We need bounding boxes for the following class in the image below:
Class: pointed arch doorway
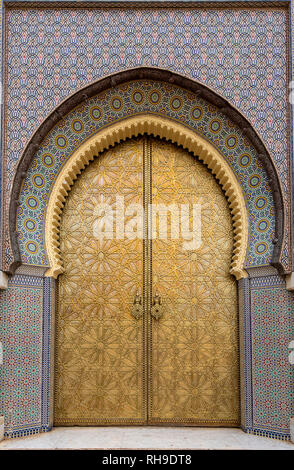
[54,135,240,426]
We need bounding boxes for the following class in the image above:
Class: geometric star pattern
[55,137,239,425]
[55,138,145,424]
[150,139,239,425]
[16,81,276,270]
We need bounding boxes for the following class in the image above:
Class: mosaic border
[6,69,285,274]
[244,428,291,440]
[249,274,293,438]
[2,274,43,438]
[0,0,4,267]
[239,278,253,430]
[1,273,55,439]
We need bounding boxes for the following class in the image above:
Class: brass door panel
[54,138,146,425]
[55,136,239,426]
[149,138,240,426]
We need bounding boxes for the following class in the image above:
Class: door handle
[131,291,143,319]
[151,292,163,320]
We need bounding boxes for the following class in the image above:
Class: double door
[54,136,239,426]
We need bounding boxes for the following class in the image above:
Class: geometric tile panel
[250,276,294,438]
[0,274,53,438]
[4,7,289,186]
[17,80,276,268]
[0,269,293,439]
[3,6,290,269]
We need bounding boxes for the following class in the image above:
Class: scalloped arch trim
[45,115,249,280]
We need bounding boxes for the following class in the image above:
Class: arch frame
[45,114,249,280]
[8,67,285,275]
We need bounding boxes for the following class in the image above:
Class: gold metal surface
[54,136,239,426]
[149,138,239,425]
[54,138,146,425]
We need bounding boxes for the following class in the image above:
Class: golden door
[54,136,240,426]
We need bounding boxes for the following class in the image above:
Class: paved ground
[0,427,293,450]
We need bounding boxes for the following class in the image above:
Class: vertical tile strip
[239,277,253,431]
[41,276,53,432]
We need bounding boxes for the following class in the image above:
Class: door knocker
[131,292,143,319]
[151,292,163,320]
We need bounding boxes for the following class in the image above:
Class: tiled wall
[1,5,291,270]
[16,80,275,268]
[0,2,293,440]
[240,274,294,439]
[0,274,53,437]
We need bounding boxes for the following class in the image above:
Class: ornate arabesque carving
[45,115,249,280]
[55,136,239,425]
[55,138,146,425]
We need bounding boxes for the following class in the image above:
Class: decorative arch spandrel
[11,73,282,275]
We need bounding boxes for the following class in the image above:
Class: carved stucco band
[45,115,249,280]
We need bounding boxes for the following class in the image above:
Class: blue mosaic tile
[16,80,276,268]
[2,7,290,270]
[250,280,294,437]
